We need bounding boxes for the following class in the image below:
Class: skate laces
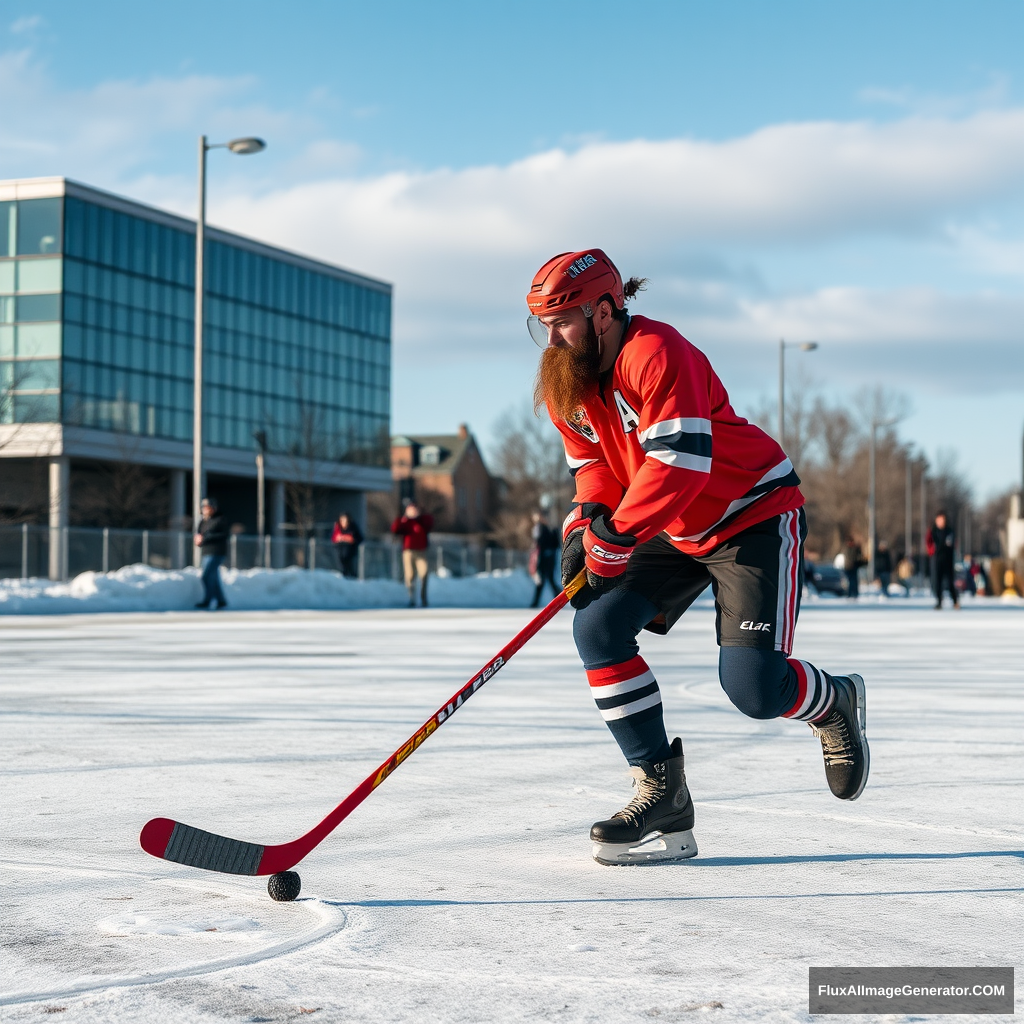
[613,766,666,825]
[811,709,854,766]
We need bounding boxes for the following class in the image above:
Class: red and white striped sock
[782,659,836,722]
[586,655,672,764]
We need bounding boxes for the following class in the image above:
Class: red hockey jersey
[552,315,803,555]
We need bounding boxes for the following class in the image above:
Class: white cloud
[2,49,1022,429]
[218,109,1024,275]
[9,15,42,34]
[0,48,317,187]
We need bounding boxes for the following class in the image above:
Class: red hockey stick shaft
[141,572,585,875]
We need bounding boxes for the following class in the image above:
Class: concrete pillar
[48,456,69,581]
[353,491,368,533]
[169,469,187,525]
[271,480,287,537]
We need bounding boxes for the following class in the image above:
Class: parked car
[805,559,846,596]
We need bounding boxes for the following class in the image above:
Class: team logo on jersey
[613,390,640,434]
[566,408,600,443]
[565,254,597,279]
[740,621,772,632]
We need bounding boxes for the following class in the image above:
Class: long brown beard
[533,320,601,422]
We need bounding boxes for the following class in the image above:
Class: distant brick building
[390,424,494,533]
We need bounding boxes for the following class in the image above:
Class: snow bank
[0,563,537,615]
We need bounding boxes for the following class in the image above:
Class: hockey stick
[140,571,587,876]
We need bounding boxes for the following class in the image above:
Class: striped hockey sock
[586,655,672,765]
[782,659,836,722]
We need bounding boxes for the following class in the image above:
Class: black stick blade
[141,817,265,875]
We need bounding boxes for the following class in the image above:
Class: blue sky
[3,1,1023,496]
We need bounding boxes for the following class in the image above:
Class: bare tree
[488,402,573,548]
[977,487,1016,557]
[748,381,928,561]
[71,433,169,529]
[275,399,336,544]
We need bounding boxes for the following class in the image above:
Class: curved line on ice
[0,886,347,1008]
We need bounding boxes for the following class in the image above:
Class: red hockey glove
[582,515,637,594]
[561,503,611,599]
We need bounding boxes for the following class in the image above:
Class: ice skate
[810,673,869,800]
[591,737,697,865]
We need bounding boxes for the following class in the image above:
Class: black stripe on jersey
[703,466,801,540]
[640,430,713,460]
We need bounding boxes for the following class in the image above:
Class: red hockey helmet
[526,250,625,347]
[527,249,624,312]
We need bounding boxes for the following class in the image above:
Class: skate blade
[846,673,870,800]
[592,829,698,866]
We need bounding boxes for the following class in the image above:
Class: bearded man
[528,250,869,865]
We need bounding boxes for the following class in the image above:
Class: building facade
[1,177,392,572]
[389,425,494,534]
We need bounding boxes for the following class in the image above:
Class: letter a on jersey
[613,389,640,434]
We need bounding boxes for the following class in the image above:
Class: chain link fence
[0,524,529,583]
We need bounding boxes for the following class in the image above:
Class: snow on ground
[0,564,536,614]
[1,600,1022,1022]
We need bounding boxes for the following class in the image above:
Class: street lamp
[869,416,899,583]
[778,340,818,448]
[253,429,268,564]
[192,135,267,565]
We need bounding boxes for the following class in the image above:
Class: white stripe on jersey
[638,417,712,444]
[645,449,712,472]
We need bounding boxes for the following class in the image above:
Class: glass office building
[1,177,392,542]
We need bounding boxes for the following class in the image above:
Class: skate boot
[810,673,869,800]
[591,737,698,865]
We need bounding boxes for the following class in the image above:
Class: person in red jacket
[331,512,363,578]
[391,501,433,607]
[527,249,869,865]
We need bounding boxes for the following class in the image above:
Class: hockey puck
[267,871,301,902]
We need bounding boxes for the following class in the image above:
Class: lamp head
[227,137,267,155]
[800,342,819,351]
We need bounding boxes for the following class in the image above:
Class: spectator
[392,501,433,607]
[896,554,915,596]
[971,558,990,596]
[528,510,560,608]
[194,497,228,610]
[875,540,893,596]
[960,555,977,598]
[926,510,959,610]
[842,535,865,599]
[331,512,363,578]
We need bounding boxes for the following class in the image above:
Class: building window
[420,445,443,466]
[0,198,63,257]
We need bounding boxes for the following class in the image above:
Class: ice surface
[1,600,1022,1022]
[0,563,537,614]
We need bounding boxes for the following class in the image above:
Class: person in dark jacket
[331,512,363,578]
[842,535,865,599]
[391,501,433,607]
[529,510,560,607]
[194,497,228,609]
[874,540,893,595]
[926,510,958,609]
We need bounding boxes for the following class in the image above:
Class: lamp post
[868,416,899,582]
[193,134,266,565]
[253,429,268,563]
[778,339,818,449]
[905,450,913,566]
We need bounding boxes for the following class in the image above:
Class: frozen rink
[2,600,1022,1022]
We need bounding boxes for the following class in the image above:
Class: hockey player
[527,250,869,865]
